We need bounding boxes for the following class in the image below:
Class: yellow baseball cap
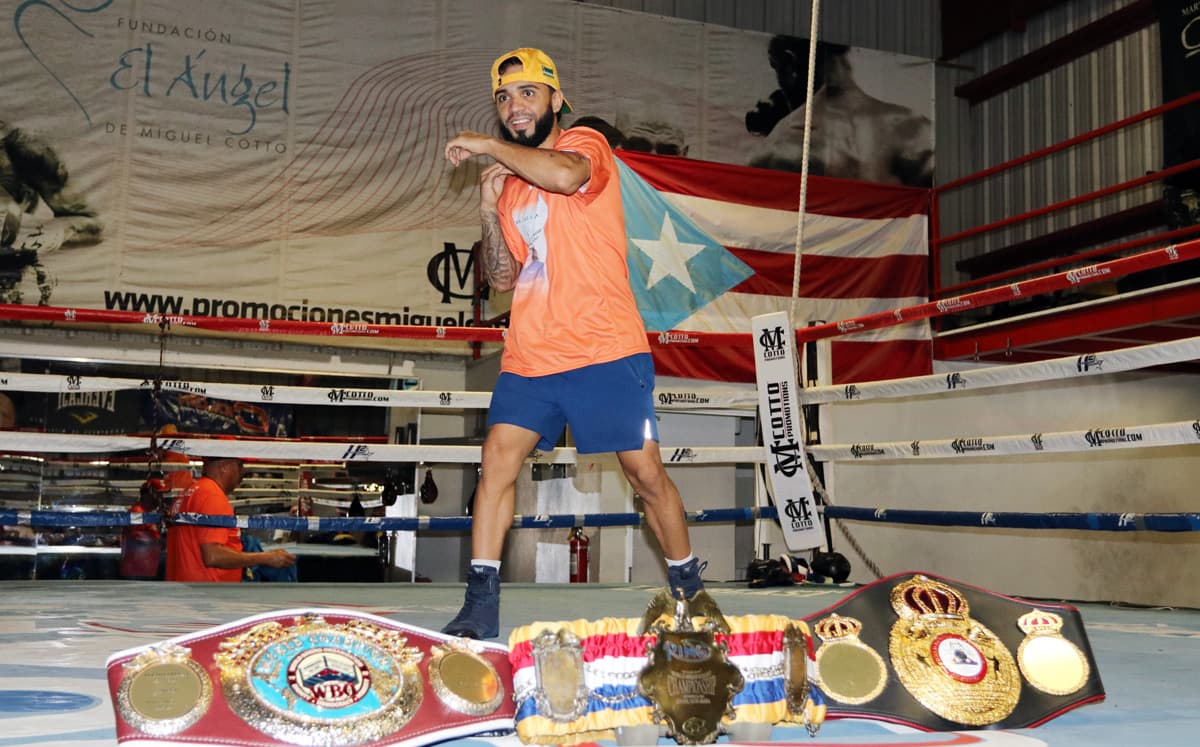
[490,47,572,114]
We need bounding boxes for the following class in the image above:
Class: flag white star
[631,213,707,292]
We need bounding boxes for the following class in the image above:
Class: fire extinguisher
[569,526,589,583]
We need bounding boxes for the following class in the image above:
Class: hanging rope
[784,1,883,580]
[146,318,171,528]
[148,318,170,472]
[788,0,822,321]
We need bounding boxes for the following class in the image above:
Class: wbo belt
[105,607,514,747]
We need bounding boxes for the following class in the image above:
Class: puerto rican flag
[617,150,932,385]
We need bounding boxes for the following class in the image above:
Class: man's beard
[500,107,556,147]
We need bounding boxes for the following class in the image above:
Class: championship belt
[106,608,514,747]
[509,590,824,745]
[802,572,1105,730]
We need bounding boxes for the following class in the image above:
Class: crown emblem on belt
[1017,609,1064,635]
[890,574,969,619]
[813,613,863,642]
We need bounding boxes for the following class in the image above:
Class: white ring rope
[1,420,1196,463]
[809,421,1200,461]
[3,336,1196,409]
[802,336,1200,404]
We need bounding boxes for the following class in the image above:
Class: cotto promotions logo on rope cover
[1076,354,1104,372]
[658,392,711,406]
[950,438,996,454]
[327,389,389,404]
[1083,428,1144,447]
[850,443,885,458]
[656,331,700,345]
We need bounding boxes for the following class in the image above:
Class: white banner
[752,311,824,550]
[0,0,933,340]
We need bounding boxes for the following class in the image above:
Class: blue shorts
[488,353,659,454]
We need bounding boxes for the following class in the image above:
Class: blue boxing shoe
[442,565,500,639]
[667,557,707,600]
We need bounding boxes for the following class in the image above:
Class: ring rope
[5,506,1200,533]
[1,241,1195,350]
[808,420,1199,461]
[801,336,1200,404]
[0,419,1196,462]
[2,336,1193,408]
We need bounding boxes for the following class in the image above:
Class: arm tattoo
[480,212,518,292]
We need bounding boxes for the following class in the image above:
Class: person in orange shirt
[165,455,295,582]
[441,48,705,639]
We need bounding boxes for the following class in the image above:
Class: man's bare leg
[618,439,705,597]
[442,423,541,639]
[471,423,542,559]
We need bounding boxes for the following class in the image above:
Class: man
[119,477,166,580]
[441,47,705,640]
[166,455,295,582]
[746,36,934,187]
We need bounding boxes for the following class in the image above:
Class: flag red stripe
[652,345,756,383]
[618,150,929,220]
[728,249,928,299]
[830,339,934,385]
[651,338,933,385]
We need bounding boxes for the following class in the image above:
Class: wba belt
[105,608,514,747]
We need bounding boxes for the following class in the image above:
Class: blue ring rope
[4,507,1200,532]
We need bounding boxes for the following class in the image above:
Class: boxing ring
[3,42,1200,738]
[0,234,1197,745]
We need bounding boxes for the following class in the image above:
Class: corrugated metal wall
[574,0,938,57]
[935,0,1162,287]
[578,0,1165,289]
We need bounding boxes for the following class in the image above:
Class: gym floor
[2,579,1197,746]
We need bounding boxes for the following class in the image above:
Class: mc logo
[758,325,786,355]
[427,242,477,303]
[784,495,813,526]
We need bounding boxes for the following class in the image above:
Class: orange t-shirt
[165,476,242,582]
[497,126,650,376]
